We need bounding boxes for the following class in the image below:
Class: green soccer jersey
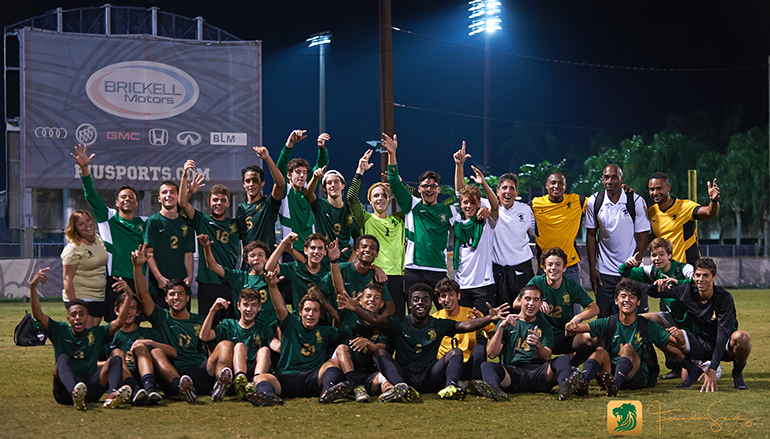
[495,314,553,367]
[237,195,281,250]
[385,315,457,369]
[147,305,207,371]
[45,320,111,377]
[388,164,456,271]
[311,197,359,258]
[339,309,389,374]
[107,326,161,355]
[221,268,274,327]
[347,177,406,276]
[144,212,195,296]
[618,260,694,328]
[589,316,671,386]
[317,263,392,306]
[279,261,330,312]
[191,210,239,285]
[214,319,274,364]
[82,175,146,278]
[275,313,339,375]
[527,275,594,330]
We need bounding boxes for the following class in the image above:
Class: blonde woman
[61,209,109,328]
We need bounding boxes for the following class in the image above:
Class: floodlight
[307,32,332,47]
[468,0,502,36]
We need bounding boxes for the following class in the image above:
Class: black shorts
[52,372,106,405]
[64,300,106,318]
[685,330,735,363]
[551,331,576,355]
[170,360,215,396]
[502,362,554,394]
[611,362,647,390]
[276,368,322,398]
[345,370,380,395]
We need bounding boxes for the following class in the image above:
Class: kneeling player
[199,290,275,400]
[30,268,133,410]
[566,279,701,396]
[106,288,176,405]
[249,271,349,406]
[478,285,581,401]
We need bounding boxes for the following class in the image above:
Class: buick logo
[75,123,98,146]
[35,127,68,139]
[149,128,169,146]
[176,131,202,146]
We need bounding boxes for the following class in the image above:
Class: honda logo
[35,127,68,139]
[148,128,169,146]
[75,123,98,146]
[176,131,202,146]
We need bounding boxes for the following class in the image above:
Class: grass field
[1,291,768,439]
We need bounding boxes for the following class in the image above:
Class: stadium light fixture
[468,0,502,36]
[306,32,332,47]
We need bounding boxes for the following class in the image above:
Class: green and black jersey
[275,313,339,375]
[144,212,195,296]
[45,320,111,377]
[191,210,239,285]
[147,305,207,371]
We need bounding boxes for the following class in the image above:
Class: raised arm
[471,165,498,220]
[313,133,330,172]
[200,297,229,342]
[348,150,375,228]
[72,144,108,221]
[132,244,156,317]
[197,235,225,279]
[252,146,285,201]
[277,129,307,178]
[694,178,720,220]
[456,302,509,333]
[328,239,346,297]
[453,141,470,193]
[265,270,288,322]
[337,290,390,329]
[487,314,515,359]
[178,160,197,220]
[29,268,51,330]
[304,166,325,204]
[108,280,134,336]
[265,232,298,273]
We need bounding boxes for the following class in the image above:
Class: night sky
[3,0,770,191]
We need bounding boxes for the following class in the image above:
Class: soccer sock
[480,362,505,388]
[375,356,404,384]
[124,376,140,395]
[582,359,601,384]
[445,354,463,387]
[614,357,634,389]
[470,344,486,380]
[107,356,124,392]
[168,377,181,396]
[256,381,275,395]
[141,374,157,392]
[234,371,246,380]
[56,355,78,392]
[322,366,343,390]
[344,371,361,386]
[552,355,572,383]
[732,361,747,389]
[571,344,596,367]
[677,358,703,387]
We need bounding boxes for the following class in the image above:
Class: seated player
[248,271,350,406]
[620,237,694,380]
[432,278,495,383]
[647,258,752,392]
[30,267,133,410]
[337,283,509,401]
[566,279,702,395]
[106,288,176,405]
[524,247,599,366]
[333,283,391,402]
[132,245,219,403]
[199,291,275,400]
[478,284,581,402]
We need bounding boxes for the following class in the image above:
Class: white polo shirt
[585,190,651,276]
[492,201,535,267]
[455,198,496,289]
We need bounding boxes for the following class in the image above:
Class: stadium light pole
[307,32,332,133]
[468,0,502,173]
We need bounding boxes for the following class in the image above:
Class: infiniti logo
[35,127,68,139]
[75,123,98,146]
[149,128,169,146]
[176,131,202,146]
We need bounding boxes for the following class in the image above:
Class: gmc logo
[106,131,141,141]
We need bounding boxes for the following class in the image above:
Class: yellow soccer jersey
[531,193,586,267]
[432,307,495,361]
[648,197,701,264]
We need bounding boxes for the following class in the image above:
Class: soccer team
[29,130,753,410]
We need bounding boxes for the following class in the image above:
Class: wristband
[711,197,720,203]
[329,257,340,264]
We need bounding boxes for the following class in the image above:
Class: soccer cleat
[558,368,582,401]
[179,375,197,403]
[661,369,681,380]
[353,385,371,403]
[211,367,233,402]
[132,388,148,406]
[103,385,132,408]
[245,391,284,407]
[319,381,352,404]
[378,382,408,403]
[403,385,420,402]
[234,374,249,400]
[147,391,163,405]
[575,376,589,397]
[469,380,508,402]
[600,372,617,397]
[72,382,87,411]
[245,382,257,394]
[438,384,467,401]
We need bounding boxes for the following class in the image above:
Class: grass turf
[1,291,768,438]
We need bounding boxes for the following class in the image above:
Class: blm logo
[607,400,642,435]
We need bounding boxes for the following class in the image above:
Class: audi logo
[35,127,68,139]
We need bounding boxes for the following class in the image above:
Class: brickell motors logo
[86,61,199,120]
[75,123,98,146]
[608,400,643,435]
